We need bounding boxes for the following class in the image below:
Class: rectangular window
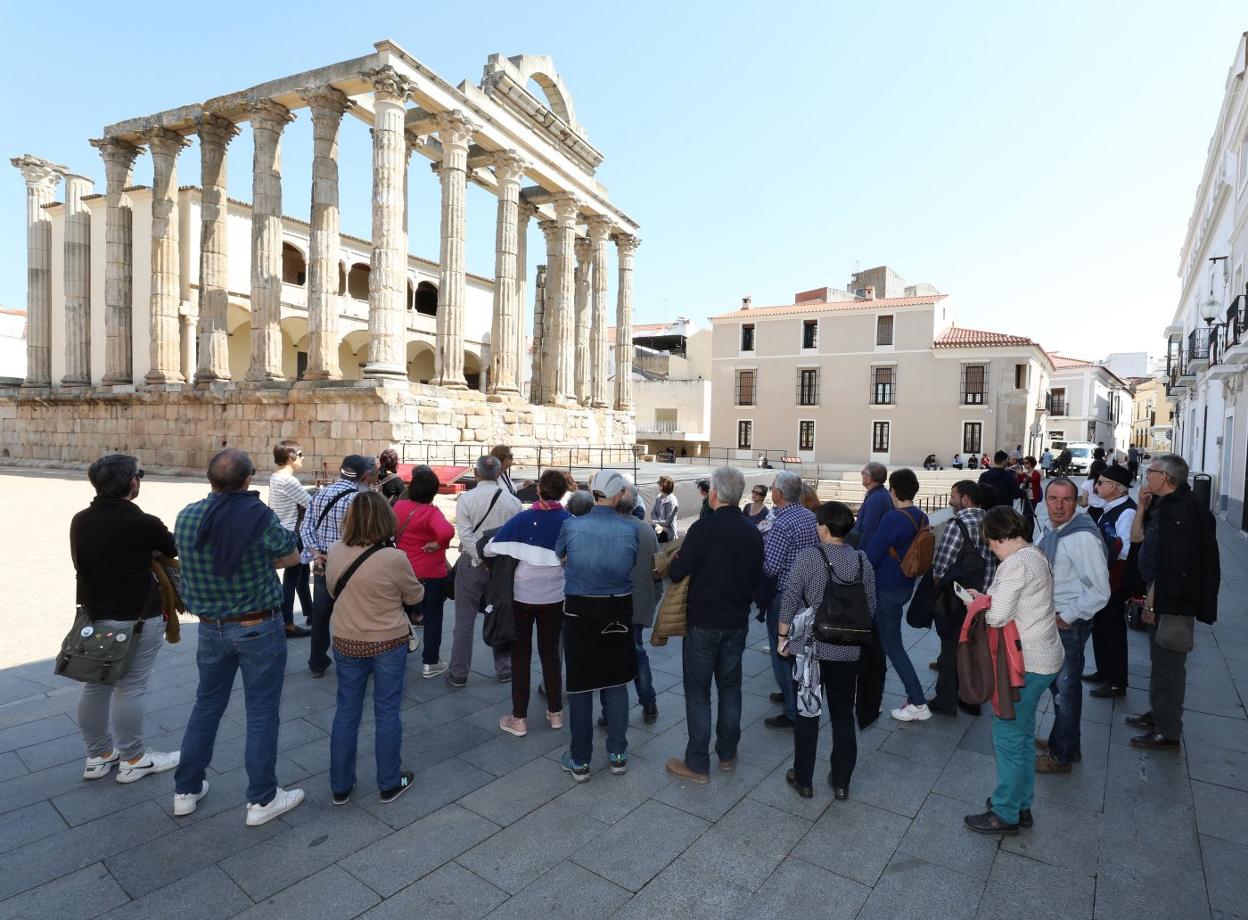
[871,365,895,405]
[1014,363,1028,389]
[872,421,890,453]
[1048,387,1067,416]
[799,420,815,451]
[296,351,308,380]
[963,421,982,455]
[735,369,756,406]
[802,319,818,349]
[741,323,754,352]
[737,420,752,449]
[797,368,819,406]
[875,315,894,347]
[961,363,987,404]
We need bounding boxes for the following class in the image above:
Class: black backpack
[944,518,989,592]
[814,548,873,646]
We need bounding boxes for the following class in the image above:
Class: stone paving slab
[3,471,1248,917]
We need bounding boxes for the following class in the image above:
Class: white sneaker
[890,703,933,722]
[246,787,305,827]
[422,661,448,679]
[83,750,119,780]
[408,626,421,654]
[116,750,180,784]
[173,780,209,817]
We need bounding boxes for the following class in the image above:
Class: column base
[59,377,90,388]
[100,374,132,387]
[244,370,287,385]
[590,400,610,409]
[614,402,633,412]
[433,377,468,390]
[301,369,341,382]
[143,370,186,387]
[20,379,52,389]
[362,362,408,381]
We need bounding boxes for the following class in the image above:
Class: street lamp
[1201,294,1223,325]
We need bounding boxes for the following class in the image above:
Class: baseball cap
[590,469,627,498]
[340,454,376,480]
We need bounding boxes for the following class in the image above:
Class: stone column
[573,235,592,405]
[588,216,611,408]
[613,234,639,411]
[10,155,65,388]
[144,128,189,385]
[89,138,139,385]
[488,151,525,396]
[301,86,350,380]
[246,100,294,383]
[537,220,559,403]
[361,67,415,380]
[517,202,533,398]
[180,311,196,383]
[194,113,238,384]
[433,110,477,388]
[62,174,94,386]
[530,262,547,404]
[549,193,579,404]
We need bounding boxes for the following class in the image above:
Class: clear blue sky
[2,1,1244,361]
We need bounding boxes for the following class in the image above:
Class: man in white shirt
[1035,477,1111,773]
[1086,464,1136,699]
[448,455,522,688]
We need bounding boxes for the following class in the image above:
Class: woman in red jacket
[392,465,455,678]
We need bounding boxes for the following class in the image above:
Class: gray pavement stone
[743,854,872,920]
[357,860,507,920]
[353,755,496,830]
[1192,779,1248,847]
[0,861,128,920]
[457,723,569,777]
[0,750,27,782]
[879,719,962,767]
[748,760,834,821]
[793,797,912,886]
[857,853,983,920]
[843,747,944,818]
[556,751,668,824]
[1182,710,1248,754]
[97,864,253,920]
[978,850,1095,920]
[340,803,499,898]
[931,747,997,807]
[1188,741,1248,793]
[611,857,752,920]
[1000,797,1102,874]
[232,864,380,920]
[1199,834,1248,920]
[651,755,772,823]
[0,712,78,754]
[569,798,710,891]
[482,860,631,920]
[50,761,176,827]
[0,800,68,856]
[458,753,581,826]
[678,796,811,891]
[897,792,1000,881]
[0,758,90,816]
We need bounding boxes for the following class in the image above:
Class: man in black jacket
[1127,453,1220,751]
[665,466,764,783]
[978,450,1022,509]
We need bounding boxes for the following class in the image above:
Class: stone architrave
[530,262,547,404]
[549,193,579,404]
[613,234,640,411]
[10,155,65,388]
[301,86,350,380]
[362,66,415,380]
[194,112,239,384]
[245,99,294,383]
[89,138,139,385]
[62,174,94,386]
[488,151,526,396]
[433,110,477,388]
[573,235,592,405]
[587,216,611,408]
[143,128,189,386]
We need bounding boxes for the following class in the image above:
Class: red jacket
[958,594,1025,718]
[392,500,455,579]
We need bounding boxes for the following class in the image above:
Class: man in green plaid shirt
[172,448,305,828]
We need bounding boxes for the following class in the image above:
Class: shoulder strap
[396,506,419,544]
[315,486,351,530]
[468,487,504,536]
[333,544,386,597]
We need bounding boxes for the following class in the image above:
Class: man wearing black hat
[300,455,377,678]
[1085,463,1136,699]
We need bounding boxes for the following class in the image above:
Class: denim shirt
[556,505,638,596]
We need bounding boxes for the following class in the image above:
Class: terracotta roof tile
[1047,352,1094,368]
[933,326,1037,349]
[710,293,946,320]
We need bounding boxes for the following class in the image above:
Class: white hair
[711,466,745,506]
[772,470,803,504]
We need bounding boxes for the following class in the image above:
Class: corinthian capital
[363,65,416,104]
[10,153,66,190]
[613,233,641,256]
[89,138,139,186]
[247,99,295,132]
[196,112,240,149]
[492,150,528,186]
[142,127,190,158]
[586,215,612,243]
[436,110,479,150]
[299,84,351,117]
[552,191,580,226]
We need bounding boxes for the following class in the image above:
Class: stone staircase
[815,469,971,512]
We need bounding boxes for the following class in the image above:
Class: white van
[1062,442,1097,475]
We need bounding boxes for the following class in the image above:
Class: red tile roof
[710,293,946,320]
[933,326,1038,349]
[1047,352,1094,368]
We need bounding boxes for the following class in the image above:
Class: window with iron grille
[735,369,756,405]
[802,320,818,349]
[1048,387,1067,416]
[741,324,754,351]
[799,420,815,451]
[963,422,982,455]
[797,368,819,406]
[961,363,987,404]
[872,421,890,453]
[875,315,894,346]
[737,420,752,449]
[871,365,895,404]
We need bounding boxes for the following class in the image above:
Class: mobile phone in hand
[953,582,975,605]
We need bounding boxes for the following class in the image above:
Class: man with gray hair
[448,455,523,687]
[761,470,820,729]
[666,466,763,782]
[855,462,891,549]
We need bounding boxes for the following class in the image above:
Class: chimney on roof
[742,295,751,310]
[861,286,876,300]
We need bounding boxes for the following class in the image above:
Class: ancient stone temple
[1,41,639,470]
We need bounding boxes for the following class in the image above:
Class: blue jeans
[766,594,796,719]
[682,625,748,774]
[991,671,1057,824]
[175,616,287,806]
[875,584,926,706]
[412,575,446,666]
[1047,618,1092,765]
[570,685,628,765]
[330,643,407,794]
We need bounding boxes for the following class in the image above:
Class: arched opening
[347,263,370,300]
[339,330,369,381]
[337,263,347,296]
[415,281,438,316]
[464,351,483,391]
[407,341,435,383]
[281,243,306,286]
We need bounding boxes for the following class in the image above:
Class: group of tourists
[64,439,1219,838]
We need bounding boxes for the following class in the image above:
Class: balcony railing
[1046,395,1067,416]
[638,419,683,434]
[1227,296,1246,350]
[1188,328,1210,364]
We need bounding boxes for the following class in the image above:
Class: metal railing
[396,441,641,483]
[1188,328,1210,362]
[637,419,683,434]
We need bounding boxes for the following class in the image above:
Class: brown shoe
[1124,713,1156,731]
[1035,752,1072,774]
[665,758,710,784]
[719,758,736,772]
[1130,732,1180,752]
[1034,739,1081,762]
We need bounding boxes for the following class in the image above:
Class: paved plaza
[1,470,1247,919]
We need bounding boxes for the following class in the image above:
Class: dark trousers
[682,625,747,774]
[931,612,962,711]
[1090,589,1129,688]
[411,575,446,666]
[511,600,564,718]
[281,562,312,626]
[309,573,334,672]
[792,659,858,788]
[1148,621,1189,740]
